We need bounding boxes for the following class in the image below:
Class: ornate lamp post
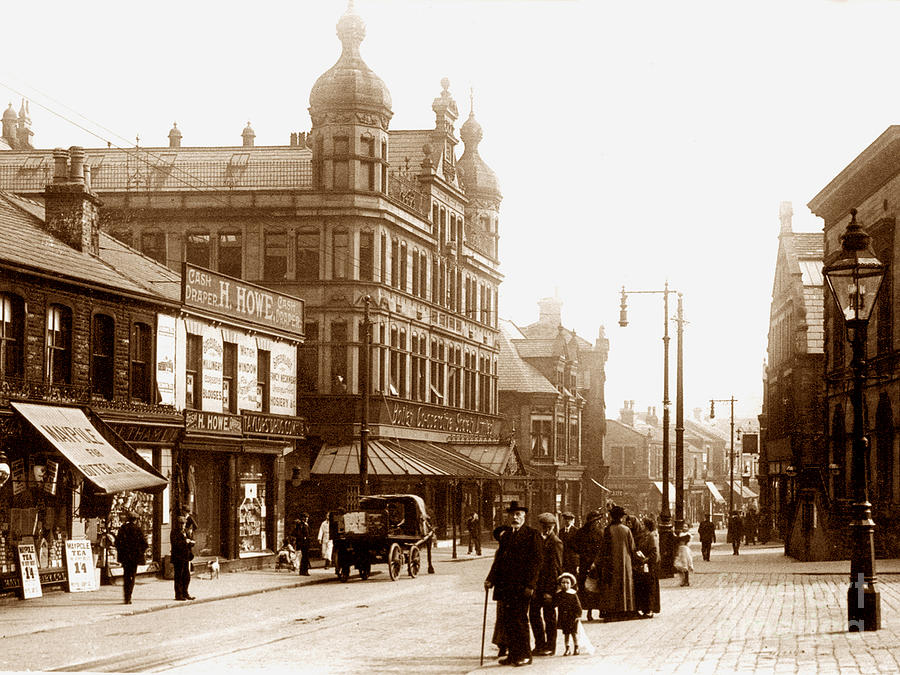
[823,208,885,632]
[619,281,681,577]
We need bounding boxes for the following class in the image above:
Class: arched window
[91,313,115,399]
[186,231,211,268]
[218,231,242,278]
[0,292,24,379]
[131,322,153,402]
[46,304,72,385]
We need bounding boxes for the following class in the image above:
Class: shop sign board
[64,539,97,593]
[156,314,177,406]
[182,263,304,336]
[242,411,307,439]
[383,400,499,438]
[185,410,243,436]
[16,543,41,599]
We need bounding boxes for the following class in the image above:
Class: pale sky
[2,0,897,421]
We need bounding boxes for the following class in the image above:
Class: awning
[311,439,496,478]
[705,481,726,504]
[452,442,515,475]
[590,478,611,492]
[11,402,168,495]
[651,481,676,509]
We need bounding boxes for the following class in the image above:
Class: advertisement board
[64,539,98,593]
[16,543,42,599]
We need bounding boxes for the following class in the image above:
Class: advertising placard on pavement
[64,539,97,593]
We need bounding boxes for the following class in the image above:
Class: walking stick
[480,586,488,666]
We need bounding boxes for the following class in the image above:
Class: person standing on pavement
[466,511,482,556]
[634,517,660,618]
[114,511,147,605]
[728,511,744,555]
[484,501,543,667]
[317,514,333,569]
[558,512,579,576]
[698,515,716,561]
[530,513,563,656]
[593,504,635,621]
[490,524,512,659]
[745,507,758,546]
[171,515,195,601]
[292,514,311,575]
[574,509,605,621]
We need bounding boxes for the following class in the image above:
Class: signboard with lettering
[11,457,26,495]
[383,400,500,438]
[156,314,177,406]
[17,543,41,599]
[64,539,97,593]
[185,410,243,437]
[201,327,224,412]
[269,343,297,416]
[182,263,304,337]
[242,411,307,439]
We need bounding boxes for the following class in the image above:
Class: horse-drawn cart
[329,494,435,582]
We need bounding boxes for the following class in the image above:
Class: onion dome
[309,4,392,119]
[242,121,256,147]
[2,103,16,122]
[457,107,500,197]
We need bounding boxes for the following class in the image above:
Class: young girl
[674,533,694,586]
[554,573,582,655]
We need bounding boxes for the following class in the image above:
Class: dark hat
[585,509,603,523]
[537,512,558,526]
[561,511,575,520]
[610,505,627,520]
[505,500,528,514]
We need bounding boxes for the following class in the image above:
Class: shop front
[0,402,167,596]
[177,409,302,567]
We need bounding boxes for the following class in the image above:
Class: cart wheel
[407,546,421,578]
[388,543,402,581]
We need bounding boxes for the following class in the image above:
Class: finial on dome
[336,1,366,56]
[469,87,474,114]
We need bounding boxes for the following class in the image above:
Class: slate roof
[793,232,824,259]
[498,319,558,394]
[0,191,176,303]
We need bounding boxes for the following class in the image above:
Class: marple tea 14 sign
[64,539,98,592]
[16,543,41,599]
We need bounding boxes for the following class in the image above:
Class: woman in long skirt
[575,510,606,620]
[634,517,661,617]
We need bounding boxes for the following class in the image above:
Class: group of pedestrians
[485,501,665,667]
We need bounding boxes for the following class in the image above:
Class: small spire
[469,87,474,114]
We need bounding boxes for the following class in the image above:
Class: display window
[238,455,271,556]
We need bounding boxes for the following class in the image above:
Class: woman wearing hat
[575,509,606,620]
[591,504,636,620]
[484,501,543,666]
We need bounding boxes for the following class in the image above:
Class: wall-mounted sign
[11,457,26,495]
[64,539,97,593]
[383,400,499,438]
[156,314,177,406]
[185,410,242,437]
[182,263,304,336]
[16,543,41,599]
[242,411,307,439]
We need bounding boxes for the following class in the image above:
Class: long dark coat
[575,517,605,610]
[486,524,543,601]
[727,515,744,544]
[535,533,563,596]
[115,520,148,567]
[595,522,635,614]
[634,530,660,614]
[559,525,580,575]
[170,527,194,564]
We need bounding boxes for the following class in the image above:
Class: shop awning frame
[11,402,168,495]
[311,439,497,479]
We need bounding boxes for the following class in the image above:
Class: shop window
[0,292,24,379]
[223,341,237,413]
[299,321,319,393]
[330,321,348,393]
[238,454,270,556]
[359,231,374,281]
[140,230,166,264]
[257,349,270,413]
[186,333,202,409]
[218,231,242,278]
[531,418,551,458]
[46,304,72,385]
[131,322,153,403]
[91,313,115,400]
[296,228,320,281]
[185,231,211,268]
[332,230,349,279]
[264,230,288,281]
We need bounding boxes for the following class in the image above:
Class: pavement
[0,537,487,640]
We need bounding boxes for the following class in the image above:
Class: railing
[387,171,430,219]
[0,376,177,415]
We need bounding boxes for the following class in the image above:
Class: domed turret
[309,3,392,123]
[457,103,500,198]
[242,121,256,148]
[1,103,16,147]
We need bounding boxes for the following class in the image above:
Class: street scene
[2,0,900,672]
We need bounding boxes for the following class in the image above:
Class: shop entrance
[190,453,227,558]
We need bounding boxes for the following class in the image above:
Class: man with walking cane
[484,501,543,667]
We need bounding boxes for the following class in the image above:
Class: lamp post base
[848,584,880,632]
[658,517,675,579]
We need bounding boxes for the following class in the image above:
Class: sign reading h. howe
[64,539,98,593]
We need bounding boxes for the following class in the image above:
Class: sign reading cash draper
[64,539,98,592]
[17,543,42,599]
[182,264,304,336]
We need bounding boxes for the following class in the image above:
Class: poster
[64,539,97,593]
[16,543,42,599]
[156,313,177,406]
[11,457,25,495]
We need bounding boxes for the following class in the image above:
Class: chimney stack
[779,201,793,235]
[43,146,102,255]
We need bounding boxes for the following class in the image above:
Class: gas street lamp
[823,208,885,632]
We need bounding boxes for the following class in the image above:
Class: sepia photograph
[0,0,898,672]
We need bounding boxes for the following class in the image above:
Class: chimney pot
[68,146,85,183]
[53,148,68,183]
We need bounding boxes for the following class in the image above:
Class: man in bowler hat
[114,511,147,605]
[484,501,543,667]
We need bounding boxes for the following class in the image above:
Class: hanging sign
[16,543,42,599]
[11,457,26,495]
[64,540,97,593]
